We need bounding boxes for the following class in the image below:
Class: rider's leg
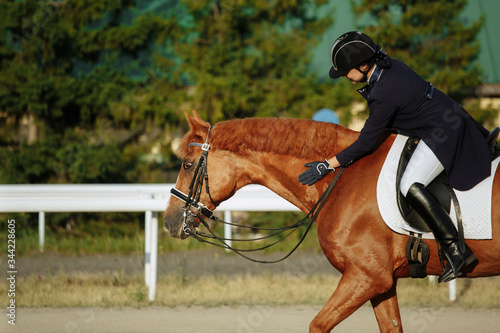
[400,141,478,283]
[400,140,444,197]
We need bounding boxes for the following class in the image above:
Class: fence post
[145,210,152,287]
[224,210,232,250]
[39,211,45,252]
[148,212,158,301]
[449,279,457,301]
[429,275,457,301]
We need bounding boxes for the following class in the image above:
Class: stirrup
[438,251,462,283]
[438,248,477,283]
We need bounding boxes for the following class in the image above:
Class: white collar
[367,65,378,85]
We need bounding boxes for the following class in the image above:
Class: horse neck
[211,119,359,211]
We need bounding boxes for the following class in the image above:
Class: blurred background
[1,1,500,315]
[1,0,499,186]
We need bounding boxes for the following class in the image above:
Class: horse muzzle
[163,206,200,239]
[163,208,186,239]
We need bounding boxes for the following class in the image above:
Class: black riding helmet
[329,31,377,79]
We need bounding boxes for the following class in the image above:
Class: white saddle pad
[377,135,499,240]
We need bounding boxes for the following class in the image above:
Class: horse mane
[177,117,359,160]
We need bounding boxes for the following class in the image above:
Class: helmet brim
[329,66,346,79]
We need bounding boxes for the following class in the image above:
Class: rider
[298,31,491,283]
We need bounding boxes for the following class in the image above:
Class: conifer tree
[0,1,175,183]
[169,0,334,122]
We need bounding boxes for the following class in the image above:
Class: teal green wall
[465,0,499,83]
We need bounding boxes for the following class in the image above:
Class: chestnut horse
[163,110,500,332]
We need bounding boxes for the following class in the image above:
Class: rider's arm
[331,96,398,167]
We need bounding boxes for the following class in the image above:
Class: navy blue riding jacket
[336,59,491,191]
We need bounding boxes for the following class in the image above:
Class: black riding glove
[298,160,335,186]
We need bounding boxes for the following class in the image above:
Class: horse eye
[183,161,193,170]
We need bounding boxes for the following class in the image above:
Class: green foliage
[0,212,146,255]
[0,0,336,185]
[0,132,133,183]
[464,99,499,128]
[0,0,179,184]
[170,0,335,122]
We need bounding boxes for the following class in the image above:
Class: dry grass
[397,277,500,308]
[2,272,500,309]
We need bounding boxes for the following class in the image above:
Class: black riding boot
[405,183,478,283]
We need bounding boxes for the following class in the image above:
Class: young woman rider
[298,31,492,283]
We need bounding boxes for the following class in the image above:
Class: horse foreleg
[370,278,404,333]
[309,270,392,333]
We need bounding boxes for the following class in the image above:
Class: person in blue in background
[313,108,340,124]
[299,31,492,283]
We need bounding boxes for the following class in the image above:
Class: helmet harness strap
[354,64,374,83]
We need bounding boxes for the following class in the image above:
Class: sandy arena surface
[1,251,499,332]
[2,305,500,333]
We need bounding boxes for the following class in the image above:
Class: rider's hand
[298,160,335,186]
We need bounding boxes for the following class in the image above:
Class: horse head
[163,110,238,239]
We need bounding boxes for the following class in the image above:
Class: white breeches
[400,140,445,197]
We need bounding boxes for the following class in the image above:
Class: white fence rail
[0,184,455,301]
[0,184,298,301]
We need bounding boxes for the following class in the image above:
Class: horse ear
[184,110,210,136]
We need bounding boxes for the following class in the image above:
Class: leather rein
[170,125,345,263]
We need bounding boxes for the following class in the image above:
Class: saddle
[397,127,500,278]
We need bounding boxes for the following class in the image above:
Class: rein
[191,169,344,264]
[170,125,345,263]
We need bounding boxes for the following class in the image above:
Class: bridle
[170,125,217,235]
[169,125,345,263]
